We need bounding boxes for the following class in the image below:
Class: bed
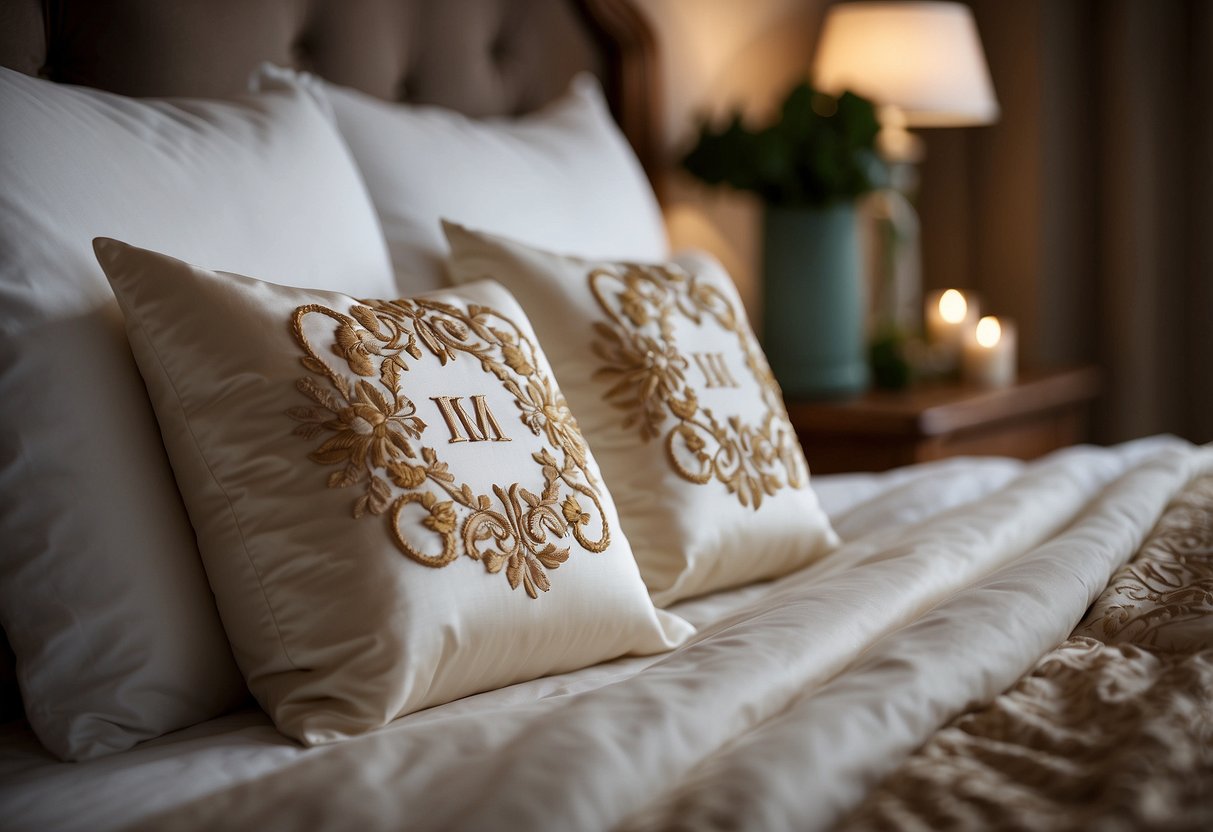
[1,2,1211,830]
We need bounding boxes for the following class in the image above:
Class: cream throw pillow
[444,224,840,605]
[95,238,692,745]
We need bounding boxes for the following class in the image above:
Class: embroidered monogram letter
[291,298,607,598]
[588,263,808,508]
[693,352,740,389]
[430,395,511,444]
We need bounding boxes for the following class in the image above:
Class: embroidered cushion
[94,238,692,746]
[444,223,840,605]
[0,67,394,760]
[254,66,668,293]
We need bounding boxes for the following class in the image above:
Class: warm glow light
[813,2,1000,127]
[975,316,1002,348]
[938,289,968,324]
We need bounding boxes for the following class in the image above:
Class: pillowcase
[0,67,395,760]
[94,238,692,746]
[255,65,668,293]
[444,223,840,605]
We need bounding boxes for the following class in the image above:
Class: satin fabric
[444,224,840,605]
[0,438,1201,831]
[140,439,1211,831]
[97,240,691,746]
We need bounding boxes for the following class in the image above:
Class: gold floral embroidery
[1076,473,1213,652]
[288,298,608,598]
[588,263,806,509]
[839,473,1213,832]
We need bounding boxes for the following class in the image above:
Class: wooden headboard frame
[0,0,662,184]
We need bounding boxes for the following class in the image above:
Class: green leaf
[680,80,885,207]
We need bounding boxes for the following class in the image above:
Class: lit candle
[924,289,978,370]
[962,316,1016,387]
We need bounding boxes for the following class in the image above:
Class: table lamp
[814,1,998,154]
[812,1,998,371]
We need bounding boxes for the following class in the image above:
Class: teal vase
[762,203,868,400]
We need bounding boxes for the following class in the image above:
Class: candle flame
[939,290,967,324]
[976,316,1002,348]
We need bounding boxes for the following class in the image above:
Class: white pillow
[445,223,840,605]
[95,238,692,746]
[0,67,395,760]
[255,65,668,293]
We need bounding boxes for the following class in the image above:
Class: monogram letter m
[693,352,740,389]
[430,395,511,443]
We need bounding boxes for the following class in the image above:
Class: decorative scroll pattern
[840,474,1213,831]
[288,297,607,599]
[588,262,806,509]
[1076,475,1213,653]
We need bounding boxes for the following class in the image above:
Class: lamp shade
[813,2,999,127]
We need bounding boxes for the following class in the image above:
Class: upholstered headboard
[0,0,661,180]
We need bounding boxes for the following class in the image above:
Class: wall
[918,0,1088,372]
[919,0,1210,442]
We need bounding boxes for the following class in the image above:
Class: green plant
[682,82,885,208]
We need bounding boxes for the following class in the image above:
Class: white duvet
[0,437,1206,832]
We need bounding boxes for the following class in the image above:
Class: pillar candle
[924,289,977,370]
[962,316,1016,387]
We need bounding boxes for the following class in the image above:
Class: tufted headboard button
[289,34,312,72]
[489,34,511,65]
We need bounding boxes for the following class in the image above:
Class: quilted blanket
[109,441,1212,831]
[842,472,1213,831]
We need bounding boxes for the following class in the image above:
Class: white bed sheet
[0,554,801,831]
[0,438,1189,832]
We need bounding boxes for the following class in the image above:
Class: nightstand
[785,367,1101,474]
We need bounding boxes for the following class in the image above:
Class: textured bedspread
[842,472,1213,832]
[2,441,1209,832]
